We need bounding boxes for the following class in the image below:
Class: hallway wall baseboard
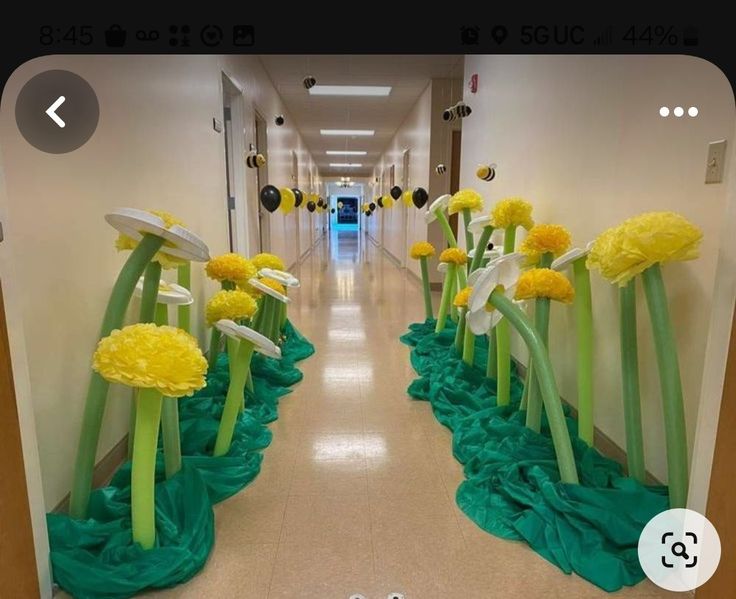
[365,232,403,268]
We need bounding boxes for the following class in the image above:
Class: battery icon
[683,26,699,46]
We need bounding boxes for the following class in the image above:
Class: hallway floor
[145,230,674,599]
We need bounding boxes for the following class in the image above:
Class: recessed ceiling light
[310,85,391,96]
[326,150,368,155]
[320,129,375,136]
[329,163,362,168]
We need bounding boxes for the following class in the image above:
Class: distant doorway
[332,196,359,231]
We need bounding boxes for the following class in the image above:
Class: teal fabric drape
[401,318,668,592]
[47,321,314,599]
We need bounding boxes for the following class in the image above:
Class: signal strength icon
[593,26,613,47]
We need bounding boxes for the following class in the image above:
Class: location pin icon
[491,25,508,44]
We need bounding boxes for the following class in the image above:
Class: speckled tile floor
[70,230,681,598]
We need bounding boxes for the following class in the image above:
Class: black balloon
[331,208,336,214]
[306,201,316,213]
[390,185,402,200]
[412,187,429,209]
[369,202,376,211]
[377,197,384,208]
[487,242,494,251]
[292,188,304,207]
[260,185,281,213]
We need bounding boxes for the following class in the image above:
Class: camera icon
[661,531,698,569]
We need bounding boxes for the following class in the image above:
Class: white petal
[134,277,194,305]
[428,194,451,214]
[215,319,281,359]
[248,278,290,303]
[258,268,300,287]
[467,214,493,235]
[105,208,210,262]
[551,247,590,271]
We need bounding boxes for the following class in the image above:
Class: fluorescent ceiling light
[321,129,375,136]
[329,163,362,168]
[326,150,368,156]
[310,85,391,96]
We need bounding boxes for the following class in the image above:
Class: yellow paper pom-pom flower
[439,247,468,265]
[93,323,207,397]
[402,190,413,207]
[448,189,483,215]
[587,211,702,286]
[520,224,572,263]
[251,253,285,271]
[453,286,473,308]
[206,289,257,326]
[491,197,534,230]
[514,268,575,303]
[115,209,188,270]
[410,241,436,259]
[259,277,287,296]
[205,253,257,284]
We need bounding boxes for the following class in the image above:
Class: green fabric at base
[401,318,668,592]
[48,320,315,599]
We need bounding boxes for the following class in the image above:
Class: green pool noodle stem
[435,210,458,248]
[435,264,456,333]
[525,252,554,432]
[130,387,163,549]
[619,280,646,483]
[207,326,221,371]
[525,295,550,432]
[503,226,517,255]
[573,258,594,446]
[177,262,191,333]
[419,256,434,320]
[462,208,474,254]
[213,339,255,456]
[69,234,165,519]
[520,361,532,410]
[454,307,466,354]
[469,226,494,273]
[486,329,498,379]
[496,317,511,405]
[152,302,182,479]
[139,261,162,323]
[462,310,475,366]
[490,292,579,484]
[641,263,689,508]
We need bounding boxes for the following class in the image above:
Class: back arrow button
[45,95,66,128]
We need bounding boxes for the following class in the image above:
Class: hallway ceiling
[259,55,464,178]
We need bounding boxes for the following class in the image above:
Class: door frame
[220,72,248,255]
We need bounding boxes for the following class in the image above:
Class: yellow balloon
[382,195,395,209]
[402,190,413,207]
[279,188,296,214]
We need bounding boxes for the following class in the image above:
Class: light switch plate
[705,139,727,184]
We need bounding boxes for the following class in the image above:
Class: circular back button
[15,69,99,154]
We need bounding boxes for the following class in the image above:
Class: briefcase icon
[105,25,127,47]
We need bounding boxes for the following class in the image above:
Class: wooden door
[0,280,40,597]
[697,306,736,596]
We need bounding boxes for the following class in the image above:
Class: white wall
[0,55,321,508]
[369,82,433,276]
[460,55,735,484]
